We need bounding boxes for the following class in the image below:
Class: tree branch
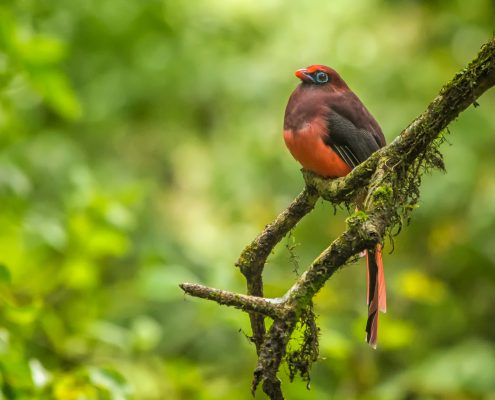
[235,186,319,354]
[180,37,495,399]
[179,282,288,319]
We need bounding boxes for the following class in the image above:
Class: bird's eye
[315,71,329,83]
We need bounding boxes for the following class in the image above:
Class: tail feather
[376,244,387,313]
[365,244,386,348]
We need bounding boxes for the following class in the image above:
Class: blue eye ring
[315,71,329,83]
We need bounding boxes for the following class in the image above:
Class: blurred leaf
[85,228,130,258]
[30,70,82,120]
[88,320,130,351]
[397,269,447,304]
[29,359,52,388]
[61,258,98,289]
[0,160,31,197]
[0,264,12,284]
[0,328,10,354]
[130,316,162,352]
[5,300,42,325]
[88,367,131,400]
[53,373,97,400]
[16,35,66,66]
[24,212,67,250]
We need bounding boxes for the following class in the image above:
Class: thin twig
[179,283,287,319]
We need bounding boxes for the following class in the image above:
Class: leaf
[88,367,131,400]
[16,35,67,66]
[0,264,11,284]
[29,69,82,120]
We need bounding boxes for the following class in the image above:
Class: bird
[283,64,386,348]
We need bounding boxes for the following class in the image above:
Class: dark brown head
[294,65,348,90]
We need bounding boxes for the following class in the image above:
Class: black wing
[323,108,384,169]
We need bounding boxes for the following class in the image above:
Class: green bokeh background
[1,0,495,399]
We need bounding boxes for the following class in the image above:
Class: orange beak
[295,68,314,83]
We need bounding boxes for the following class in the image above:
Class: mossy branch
[180,37,495,400]
[179,283,288,319]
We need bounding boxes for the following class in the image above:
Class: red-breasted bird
[283,64,386,348]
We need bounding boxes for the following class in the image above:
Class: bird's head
[294,65,347,89]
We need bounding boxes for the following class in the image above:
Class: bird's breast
[283,118,352,178]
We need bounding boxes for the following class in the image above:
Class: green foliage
[0,0,494,399]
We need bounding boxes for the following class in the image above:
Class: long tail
[365,244,387,348]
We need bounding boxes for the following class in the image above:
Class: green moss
[284,305,319,386]
[373,184,393,198]
[346,210,369,229]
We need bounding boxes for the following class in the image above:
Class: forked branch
[180,37,495,399]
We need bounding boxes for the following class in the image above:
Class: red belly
[284,123,351,178]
